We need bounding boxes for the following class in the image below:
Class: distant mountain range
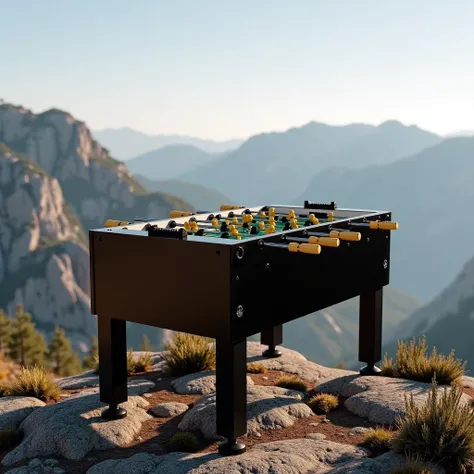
[177,120,441,204]
[93,127,243,160]
[293,136,474,301]
[127,145,224,180]
[383,254,474,371]
[135,174,233,211]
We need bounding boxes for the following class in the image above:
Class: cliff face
[0,103,193,353]
[0,104,191,231]
[0,145,93,352]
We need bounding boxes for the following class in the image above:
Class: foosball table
[89,201,398,455]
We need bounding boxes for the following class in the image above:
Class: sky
[1,0,473,140]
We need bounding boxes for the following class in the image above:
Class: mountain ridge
[93,127,243,159]
[178,120,441,204]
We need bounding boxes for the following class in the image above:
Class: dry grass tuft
[380,337,465,385]
[167,432,201,452]
[360,428,393,455]
[127,350,154,375]
[162,333,215,376]
[275,375,307,392]
[247,362,267,374]
[393,378,474,473]
[307,393,339,414]
[4,366,60,401]
[0,426,22,450]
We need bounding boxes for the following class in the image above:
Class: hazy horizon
[2,0,473,140]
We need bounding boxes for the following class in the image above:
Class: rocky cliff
[0,103,192,231]
[0,144,93,352]
[0,103,193,354]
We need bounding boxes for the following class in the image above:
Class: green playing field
[187,214,339,240]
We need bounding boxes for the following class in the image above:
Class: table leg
[216,337,247,455]
[359,288,383,375]
[98,315,128,419]
[261,325,283,358]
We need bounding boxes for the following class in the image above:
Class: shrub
[247,362,267,374]
[126,349,154,375]
[4,366,60,401]
[307,393,339,414]
[392,378,474,473]
[0,426,22,450]
[380,354,396,377]
[381,337,465,385]
[162,333,215,376]
[167,432,201,452]
[360,428,393,455]
[275,375,307,392]
[134,352,154,373]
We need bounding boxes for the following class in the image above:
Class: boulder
[150,402,189,418]
[2,379,154,466]
[171,371,254,395]
[86,437,368,474]
[316,375,472,425]
[4,458,65,474]
[0,397,45,432]
[178,385,313,439]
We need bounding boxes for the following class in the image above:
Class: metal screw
[236,276,239,281]
[383,259,388,269]
[236,305,244,318]
[346,242,350,247]
[366,237,370,243]
[265,263,270,269]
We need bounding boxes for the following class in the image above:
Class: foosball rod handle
[169,210,195,218]
[220,204,245,211]
[105,219,131,228]
[329,230,361,242]
[308,236,340,247]
[369,221,399,230]
[288,242,322,255]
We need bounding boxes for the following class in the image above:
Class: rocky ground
[0,342,470,473]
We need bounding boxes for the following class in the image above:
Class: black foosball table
[89,201,398,455]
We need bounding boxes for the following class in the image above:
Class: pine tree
[48,326,81,376]
[0,309,12,356]
[9,304,47,367]
[83,336,99,370]
[140,334,153,352]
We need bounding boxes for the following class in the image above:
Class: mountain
[179,121,441,204]
[135,175,233,211]
[447,130,474,137]
[0,104,193,232]
[0,103,194,354]
[295,137,474,301]
[383,256,474,370]
[0,143,94,353]
[127,145,220,180]
[93,127,243,160]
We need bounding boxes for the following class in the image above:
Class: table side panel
[230,213,391,340]
[90,231,231,339]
